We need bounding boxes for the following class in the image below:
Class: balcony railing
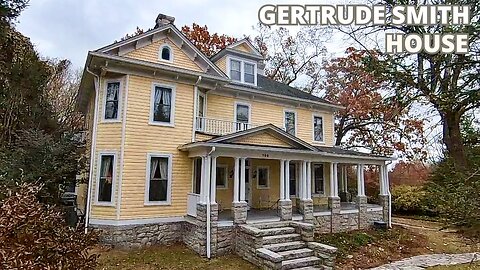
[195,117,257,136]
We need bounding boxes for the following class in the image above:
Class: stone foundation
[379,195,390,225]
[313,214,331,234]
[278,199,293,220]
[356,195,369,229]
[232,201,247,224]
[297,199,314,223]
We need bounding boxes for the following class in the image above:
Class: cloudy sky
[17,0,351,68]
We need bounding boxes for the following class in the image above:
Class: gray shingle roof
[315,145,389,158]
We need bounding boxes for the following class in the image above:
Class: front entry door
[289,163,297,198]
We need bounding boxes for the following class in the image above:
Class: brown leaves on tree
[323,48,427,160]
[181,23,236,57]
[0,183,99,269]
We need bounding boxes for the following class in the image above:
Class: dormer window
[159,44,172,62]
[227,57,257,85]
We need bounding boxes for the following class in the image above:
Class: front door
[289,163,297,198]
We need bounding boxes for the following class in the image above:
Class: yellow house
[77,14,392,268]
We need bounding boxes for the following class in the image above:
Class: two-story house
[77,14,392,268]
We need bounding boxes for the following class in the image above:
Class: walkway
[370,252,480,269]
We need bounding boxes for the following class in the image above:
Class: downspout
[206,146,216,259]
[84,67,100,233]
[386,160,393,228]
[116,75,130,219]
[192,76,202,142]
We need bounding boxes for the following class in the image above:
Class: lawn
[428,262,480,269]
[96,244,258,270]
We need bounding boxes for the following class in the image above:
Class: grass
[96,244,258,270]
[428,262,480,269]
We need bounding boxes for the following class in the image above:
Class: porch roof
[179,124,394,163]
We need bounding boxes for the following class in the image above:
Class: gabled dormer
[211,39,264,87]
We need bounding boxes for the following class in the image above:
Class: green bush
[391,185,429,214]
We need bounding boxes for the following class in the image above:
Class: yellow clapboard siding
[124,37,203,72]
[195,133,215,142]
[232,132,293,148]
[119,75,194,219]
[206,93,334,146]
[214,55,227,74]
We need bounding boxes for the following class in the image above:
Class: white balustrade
[195,117,256,135]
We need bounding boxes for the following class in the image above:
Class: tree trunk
[442,110,467,168]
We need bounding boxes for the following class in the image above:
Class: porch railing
[195,117,257,136]
[187,193,200,217]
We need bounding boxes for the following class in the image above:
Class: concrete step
[258,227,296,236]
[253,221,291,229]
[282,256,320,270]
[263,233,301,245]
[278,248,315,260]
[264,241,307,252]
[290,267,321,270]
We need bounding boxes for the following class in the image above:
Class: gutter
[206,146,216,259]
[84,67,100,234]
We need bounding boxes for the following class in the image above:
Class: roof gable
[96,24,226,77]
[207,124,318,151]
[227,39,262,56]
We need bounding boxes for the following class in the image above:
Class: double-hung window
[151,84,175,125]
[235,102,250,131]
[284,110,296,136]
[97,154,115,203]
[313,163,325,195]
[228,57,256,85]
[104,82,120,120]
[146,154,171,204]
[313,115,324,142]
[216,165,228,189]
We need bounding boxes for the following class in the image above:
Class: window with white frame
[228,58,257,85]
[193,158,202,194]
[98,154,115,203]
[313,115,324,142]
[235,103,250,131]
[146,154,171,203]
[313,163,325,194]
[151,85,174,124]
[284,110,296,135]
[216,165,228,189]
[159,44,172,61]
[104,82,120,120]
[257,166,269,189]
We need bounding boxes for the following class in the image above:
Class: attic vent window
[159,44,172,62]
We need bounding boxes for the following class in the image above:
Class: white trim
[144,152,173,206]
[101,79,123,123]
[149,82,176,127]
[158,43,174,63]
[283,109,298,136]
[234,101,252,127]
[256,166,270,189]
[340,209,359,214]
[312,113,325,144]
[332,114,336,145]
[95,151,118,207]
[116,75,129,218]
[226,56,257,86]
[215,164,228,189]
[90,216,184,226]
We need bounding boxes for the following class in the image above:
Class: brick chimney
[155,13,175,28]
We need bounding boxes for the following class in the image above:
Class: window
[244,63,255,84]
[284,110,296,135]
[196,92,206,131]
[159,44,172,61]
[230,59,241,81]
[193,158,202,194]
[104,82,120,120]
[313,163,325,194]
[313,115,324,142]
[216,165,228,189]
[97,154,115,203]
[235,102,250,131]
[228,57,257,85]
[289,163,296,196]
[257,166,269,189]
[151,84,175,125]
[146,154,171,204]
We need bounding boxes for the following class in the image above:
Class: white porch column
[306,161,312,200]
[330,162,339,197]
[233,157,240,203]
[380,165,388,195]
[210,156,217,203]
[301,161,307,199]
[285,160,291,201]
[205,156,211,202]
[240,158,246,202]
[357,164,365,196]
[280,159,285,200]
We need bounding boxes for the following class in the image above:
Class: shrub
[391,185,428,214]
[0,183,98,269]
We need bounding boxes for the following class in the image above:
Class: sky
[17,0,350,68]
